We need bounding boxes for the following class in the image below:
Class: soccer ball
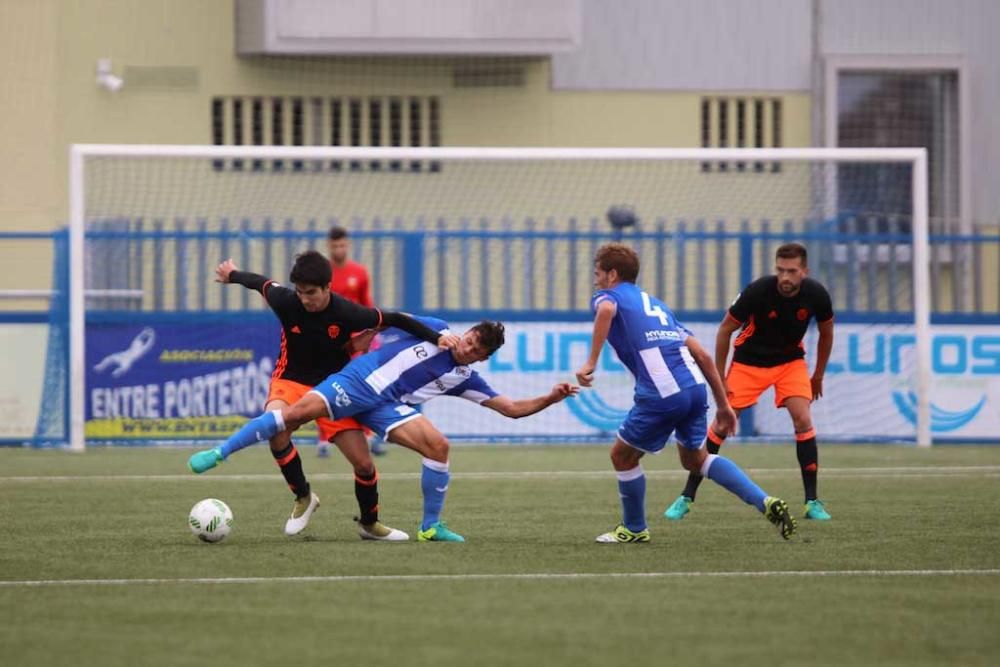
[188,498,233,543]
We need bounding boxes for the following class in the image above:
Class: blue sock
[420,458,450,531]
[218,410,283,459]
[616,466,647,532]
[703,454,767,511]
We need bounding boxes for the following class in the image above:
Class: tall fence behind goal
[59,145,953,449]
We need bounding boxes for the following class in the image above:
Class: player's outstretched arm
[216,258,271,293]
[481,383,579,419]
[686,336,737,437]
[380,311,459,349]
[575,299,616,387]
[343,328,379,356]
[215,258,239,283]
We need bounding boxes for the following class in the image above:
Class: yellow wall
[2,1,815,232]
[15,0,992,318]
[0,0,58,302]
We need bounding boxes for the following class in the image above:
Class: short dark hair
[289,250,332,287]
[594,243,640,283]
[327,226,348,241]
[471,321,505,356]
[775,242,808,266]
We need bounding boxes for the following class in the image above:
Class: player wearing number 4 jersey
[665,242,834,523]
[575,243,796,543]
[189,318,578,542]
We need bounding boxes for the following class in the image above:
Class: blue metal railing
[78,218,1000,324]
[0,229,70,446]
[3,221,997,324]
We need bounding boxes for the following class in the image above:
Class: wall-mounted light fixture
[96,58,124,92]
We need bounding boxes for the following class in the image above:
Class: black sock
[272,442,310,499]
[355,469,379,525]
[796,433,818,502]
[681,433,723,500]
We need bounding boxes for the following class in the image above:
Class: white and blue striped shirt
[338,317,498,408]
[592,283,706,403]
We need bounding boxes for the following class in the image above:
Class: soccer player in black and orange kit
[664,242,835,521]
[205,250,457,540]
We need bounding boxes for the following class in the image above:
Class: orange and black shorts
[725,359,811,409]
[267,378,366,443]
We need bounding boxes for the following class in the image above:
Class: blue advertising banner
[86,319,286,441]
[85,317,1000,443]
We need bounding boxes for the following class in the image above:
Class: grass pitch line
[3,465,1000,483]
[2,569,998,588]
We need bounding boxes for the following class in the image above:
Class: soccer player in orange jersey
[327,226,372,307]
[664,242,835,522]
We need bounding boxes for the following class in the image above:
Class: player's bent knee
[339,445,375,474]
[678,447,706,474]
[268,432,292,451]
[283,395,328,430]
[427,434,450,461]
[610,443,641,470]
[282,407,313,431]
[790,414,814,433]
[609,448,627,468]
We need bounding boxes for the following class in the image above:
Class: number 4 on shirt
[641,291,670,326]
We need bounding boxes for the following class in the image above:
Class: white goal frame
[68,145,930,449]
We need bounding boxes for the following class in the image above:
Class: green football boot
[804,499,832,521]
[664,495,693,521]
[188,447,224,474]
[417,521,465,542]
[763,497,797,540]
[595,524,651,543]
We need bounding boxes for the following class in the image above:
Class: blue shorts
[309,372,379,421]
[354,402,423,439]
[617,384,709,453]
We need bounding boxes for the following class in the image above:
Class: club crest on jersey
[796,308,809,321]
[327,325,341,338]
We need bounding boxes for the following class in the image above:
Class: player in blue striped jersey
[189,319,578,542]
[575,244,796,543]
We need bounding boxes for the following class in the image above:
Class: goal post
[911,152,932,448]
[67,144,931,449]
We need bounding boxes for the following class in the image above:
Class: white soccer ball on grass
[188,498,233,543]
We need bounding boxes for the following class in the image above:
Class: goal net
[64,145,930,449]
